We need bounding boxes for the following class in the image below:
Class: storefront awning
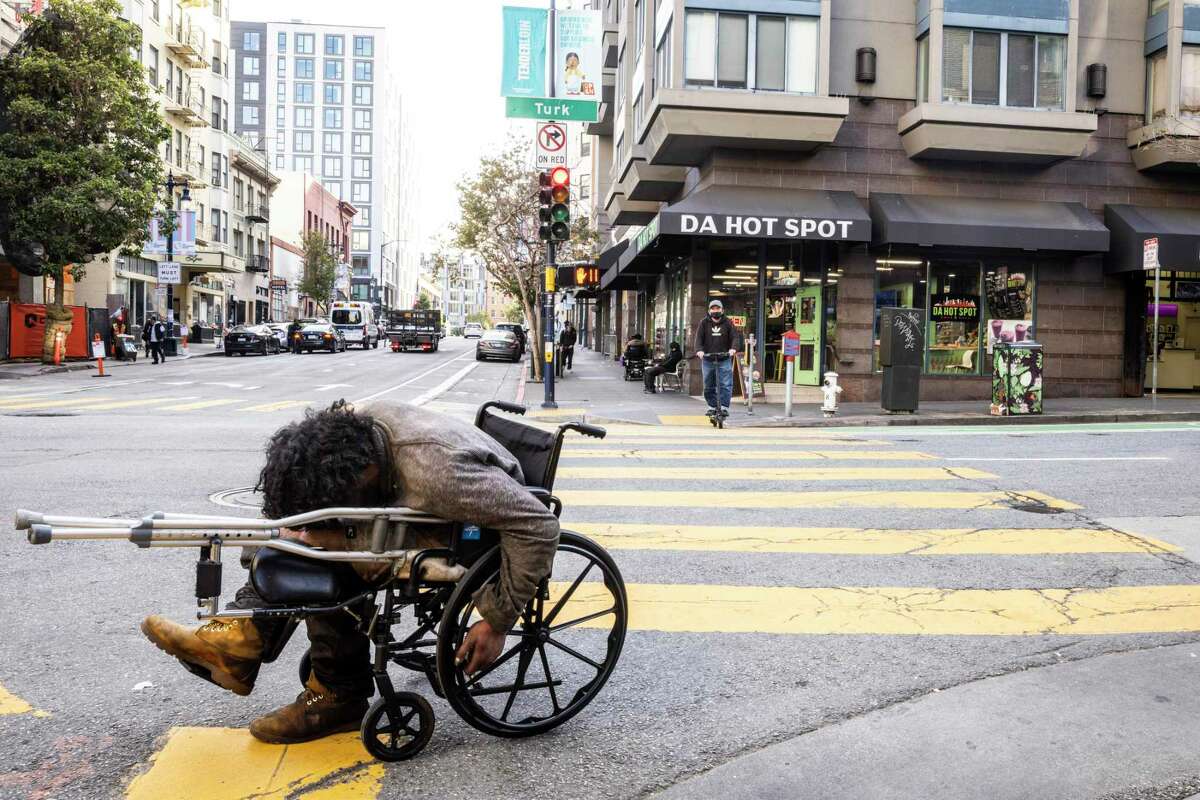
[870,193,1109,252]
[1104,204,1200,273]
[598,240,632,291]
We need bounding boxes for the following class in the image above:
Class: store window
[927,260,983,375]
[684,10,817,93]
[943,28,1065,109]
[1183,47,1200,118]
[984,263,1036,361]
[873,259,926,371]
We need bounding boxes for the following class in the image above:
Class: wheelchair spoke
[543,559,596,626]
[468,677,562,697]
[545,637,603,671]
[549,606,616,632]
[500,646,536,723]
[538,643,562,714]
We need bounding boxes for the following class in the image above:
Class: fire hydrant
[821,371,842,417]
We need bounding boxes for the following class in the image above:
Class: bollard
[92,333,110,378]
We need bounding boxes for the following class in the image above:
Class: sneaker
[705,407,717,417]
[141,616,263,696]
[249,675,370,744]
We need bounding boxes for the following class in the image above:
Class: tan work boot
[249,675,369,745]
[140,616,263,696]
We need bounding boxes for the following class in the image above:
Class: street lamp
[161,172,190,329]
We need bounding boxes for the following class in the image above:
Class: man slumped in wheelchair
[21,400,627,759]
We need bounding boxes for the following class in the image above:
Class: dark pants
[229,563,373,699]
[149,341,165,363]
[561,346,574,369]
[644,365,667,392]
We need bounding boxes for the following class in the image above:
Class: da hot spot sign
[536,122,567,169]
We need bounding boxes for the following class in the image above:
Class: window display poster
[930,294,980,322]
[987,319,1034,353]
[985,268,1030,320]
[553,10,602,100]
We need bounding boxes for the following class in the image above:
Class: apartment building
[422,253,487,332]
[592,0,1200,402]
[272,170,357,311]
[230,19,416,313]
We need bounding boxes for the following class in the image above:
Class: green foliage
[299,230,338,311]
[0,0,169,297]
[503,301,526,324]
[414,292,432,310]
[466,311,490,327]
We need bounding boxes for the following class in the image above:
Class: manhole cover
[1011,503,1065,515]
[209,486,262,510]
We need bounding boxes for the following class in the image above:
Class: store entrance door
[793,284,822,385]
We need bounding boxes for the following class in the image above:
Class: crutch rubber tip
[13,509,41,530]
[28,525,52,545]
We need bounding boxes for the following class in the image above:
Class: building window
[324,131,343,152]
[276,80,286,101]
[241,81,259,101]
[942,29,1065,110]
[295,33,315,54]
[295,82,314,104]
[357,206,371,226]
[581,137,590,157]
[1184,46,1200,117]
[295,107,314,127]
[916,35,929,103]
[684,11,819,94]
[1147,48,1168,120]
[275,153,285,168]
[616,44,625,110]
[323,156,343,177]
[353,109,372,129]
[324,59,343,80]
[354,60,373,81]
[294,155,314,172]
[353,84,373,105]
[150,0,158,20]
[277,55,286,76]
[323,180,342,199]
[325,34,344,55]
[633,89,644,129]
[352,157,372,178]
[276,106,285,127]
[295,57,314,79]
[654,22,672,95]
[211,39,223,75]
[211,94,222,128]
[325,83,344,104]
[147,45,159,85]
[354,35,374,57]
[1150,0,1170,12]
[242,31,260,52]
[241,105,259,126]
[277,31,286,52]
[352,181,371,203]
[242,56,260,76]
[352,230,370,251]
[635,0,645,52]
[210,208,221,241]
[211,152,222,186]
[580,173,591,200]
[324,108,343,128]
[295,130,313,151]
[352,133,371,153]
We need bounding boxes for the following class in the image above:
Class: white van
[330,301,381,349]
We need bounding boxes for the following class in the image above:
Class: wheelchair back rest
[252,547,358,605]
[477,411,558,491]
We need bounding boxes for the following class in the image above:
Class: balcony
[626,161,687,202]
[585,71,616,137]
[245,254,270,273]
[164,91,207,127]
[245,202,270,223]
[1127,118,1200,173]
[897,103,1097,164]
[166,24,208,69]
[602,22,618,69]
[643,89,849,166]
[603,180,657,228]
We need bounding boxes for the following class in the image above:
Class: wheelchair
[623,350,649,381]
[15,402,628,762]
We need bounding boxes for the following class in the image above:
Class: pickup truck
[386,309,443,353]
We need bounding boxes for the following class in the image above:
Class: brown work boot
[249,675,369,744]
[140,616,263,696]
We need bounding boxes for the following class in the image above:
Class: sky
[238,0,543,252]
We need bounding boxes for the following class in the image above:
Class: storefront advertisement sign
[634,217,660,254]
[930,294,980,322]
[671,213,858,240]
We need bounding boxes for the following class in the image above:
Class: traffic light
[537,167,570,242]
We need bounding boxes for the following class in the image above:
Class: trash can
[991,342,1044,415]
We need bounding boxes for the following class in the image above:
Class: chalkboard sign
[879,307,924,367]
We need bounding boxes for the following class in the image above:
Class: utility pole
[542,0,558,409]
[162,171,190,340]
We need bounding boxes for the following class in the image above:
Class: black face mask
[709,311,722,320]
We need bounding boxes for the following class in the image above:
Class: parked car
[494,322,527,355]
[264,323,290,349]
[224,324,282,356]
[294,322,348,353]
[475,329,521,362]
[463,322,484,339]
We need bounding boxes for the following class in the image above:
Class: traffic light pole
[542,241,557,409]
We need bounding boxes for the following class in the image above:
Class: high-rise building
[230,19,415,313]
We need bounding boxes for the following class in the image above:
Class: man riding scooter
[695,300,742,420]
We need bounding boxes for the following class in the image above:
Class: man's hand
[455,619,507,675]
[696,350,705,359]
[728,349,737,357]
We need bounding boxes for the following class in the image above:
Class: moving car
[463,322,484,339]
[385,309,442,353]
[224,324,282,356]
[494,322,527,355]
[294,322,348,353]
[330,301,381,350]
[475,329,521,362]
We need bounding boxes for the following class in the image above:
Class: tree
[503,301,526,324]
[466,310,490,327]
[440,138,597,378]
[299,230,337,313]
[414,292,432,310]
[0,0,168,362]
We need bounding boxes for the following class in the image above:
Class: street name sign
[507,96,599,122]
[536,122,568,169]
[1144,237,1159,270]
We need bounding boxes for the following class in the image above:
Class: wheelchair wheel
[360,693,434,762]
[435,531,627,738]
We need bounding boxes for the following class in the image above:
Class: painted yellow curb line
[556,489,1081,510]
[556,466,996,481]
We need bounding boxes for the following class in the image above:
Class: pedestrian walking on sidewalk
[143,315,168,364]
[695,300,742,415]
[559,321,577,370]
[644,341,683,394]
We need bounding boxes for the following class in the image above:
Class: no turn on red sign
[535,122,567,170]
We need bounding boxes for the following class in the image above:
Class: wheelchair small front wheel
[360,693,434,762]
[435,531,628,738]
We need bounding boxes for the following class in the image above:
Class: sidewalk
[0,341,221,380]
[526,347,1200,428]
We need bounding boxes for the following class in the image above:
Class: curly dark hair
[256,401,379,519]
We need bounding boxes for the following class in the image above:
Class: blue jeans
[701,357,733,411]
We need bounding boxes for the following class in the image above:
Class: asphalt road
[1,342,1198,799]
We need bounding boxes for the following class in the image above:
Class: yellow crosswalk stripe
[527,407,589,418]
[658,414,723,426]
[557,489,1080,510]
[554,582,1200,635]
[537,423,885,441]
[0,682,47,717]
[573,436,894,447]
[66,397,177,411]
[562,449,934,461]
[566,523,1178,555]
[243,400,314,412]
[0,396,117,411]
[557,466,995,481]
[126,728,381,800]
[160,399,244,412]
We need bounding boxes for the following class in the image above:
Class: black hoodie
[695,314,742,356]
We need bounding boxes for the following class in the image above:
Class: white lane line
[411,362,481,406]
[315,383,353,392]
[203,382,243,389]
[946,456,1170,462]
[241,386,262,391]
[160,381,196,386]
[353,349,474,404]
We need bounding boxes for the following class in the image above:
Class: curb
[736,410,1200,428]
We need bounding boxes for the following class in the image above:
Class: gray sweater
[360,401,560,631]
